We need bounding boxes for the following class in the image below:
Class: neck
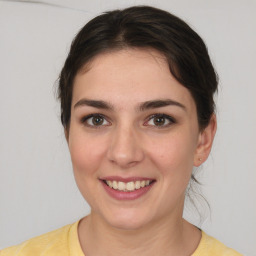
[78,210,200,256]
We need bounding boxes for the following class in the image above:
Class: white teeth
[106,180,113,188]
[118,181,125,191]
[105,180,152,192]
[112,181,118,189]
[135,180,140,189]
[126,182,135,191]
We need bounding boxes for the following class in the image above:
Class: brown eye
[82,114,110,127]
[92,116,104,126]
[145,114,175,128]
[153,116,166,126]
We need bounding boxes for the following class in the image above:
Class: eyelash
[80,113,176,129]
[144,114,176,128]
[80,114,110,129]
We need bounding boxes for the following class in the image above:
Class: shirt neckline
[69,219,206,256]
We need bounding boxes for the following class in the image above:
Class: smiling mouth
[102,180,155,192]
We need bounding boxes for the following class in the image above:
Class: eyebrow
[74,98,186,111]
[138,99,186,111]
[74,99,114,110]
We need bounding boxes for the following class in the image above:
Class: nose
[107,124,145,168]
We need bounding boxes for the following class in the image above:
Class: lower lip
[101,181,154,200]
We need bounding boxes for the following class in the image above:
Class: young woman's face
[68,48,206,230]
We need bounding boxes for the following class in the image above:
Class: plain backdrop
[0,0,255,255]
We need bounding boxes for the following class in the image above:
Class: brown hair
[58,5,218,132]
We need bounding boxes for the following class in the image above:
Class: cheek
[150,134,195,168]
[68,131,106,177]
[146,131,197,188]
[68,130,109,206]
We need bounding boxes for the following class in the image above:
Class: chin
[100,207,156,231]
[107,217,148,231]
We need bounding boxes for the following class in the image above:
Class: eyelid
[144,113,176,128]
[80,113,176,129]
[80,113,111,128]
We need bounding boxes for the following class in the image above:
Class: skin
[66,48,216,256]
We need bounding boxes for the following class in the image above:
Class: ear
[194,114,217,167]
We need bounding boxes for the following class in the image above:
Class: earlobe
[194,114,217,167]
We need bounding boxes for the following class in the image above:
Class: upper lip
[100,176,155,182]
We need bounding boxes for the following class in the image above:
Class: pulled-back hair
[58,5,218,131]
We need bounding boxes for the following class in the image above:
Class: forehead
[72,48,196,112]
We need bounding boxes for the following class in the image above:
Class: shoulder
[192,231,243,256]
[0,222,77,256]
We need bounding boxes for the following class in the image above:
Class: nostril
[107,148,144,167]
[106,128,145,167]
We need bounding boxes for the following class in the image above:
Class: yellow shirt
[0,221,242,256]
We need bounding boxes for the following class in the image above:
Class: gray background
[0,0,255,255]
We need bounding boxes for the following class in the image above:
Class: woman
[1,5,242,256]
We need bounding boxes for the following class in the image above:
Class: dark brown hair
[58,6,217,221]
[58,5,218,130]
